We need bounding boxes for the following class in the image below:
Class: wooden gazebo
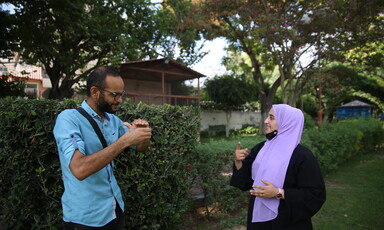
[120,58,205,106]
[336,100,373,119]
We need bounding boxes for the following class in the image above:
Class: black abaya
[230,142,326,230]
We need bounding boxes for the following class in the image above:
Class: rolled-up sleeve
[54,110,85,167]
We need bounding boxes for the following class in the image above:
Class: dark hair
[86,66,122,96]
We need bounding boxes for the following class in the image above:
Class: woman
[231,104,326,230]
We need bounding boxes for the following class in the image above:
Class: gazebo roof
[339,100,372,107]
[120,58,205,82]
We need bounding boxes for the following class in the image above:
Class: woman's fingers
[236,142,241,150]
[234,142,249,161]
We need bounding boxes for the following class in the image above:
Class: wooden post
[197,77,200,106]
[162,71,165,104]
[317,84,322,126]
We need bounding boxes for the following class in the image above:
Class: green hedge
[0,98,200,230]
[301,119,384,174]
[190,136,264,224]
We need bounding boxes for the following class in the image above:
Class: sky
[188,38,229,87]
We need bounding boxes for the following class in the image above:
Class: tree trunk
[252,64,283,134]
[59,79,75,99]
[47,72,75,99]
[279,65,287,104]
[252,64,267,134]
[288,78,296,107]
[225,110,232,137]
[48,74,61,99]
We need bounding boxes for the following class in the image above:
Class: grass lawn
[312,152,384,230]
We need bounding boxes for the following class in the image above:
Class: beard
[97,93,119,114]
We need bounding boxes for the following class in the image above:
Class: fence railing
[125,92,200,106]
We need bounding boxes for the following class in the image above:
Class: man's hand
[122,120,152,150]
[131,119,150,128]
[69,119,151,180]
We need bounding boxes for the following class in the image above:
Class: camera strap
[76,107,113,168]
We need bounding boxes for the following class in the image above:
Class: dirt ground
[228,225,246,230]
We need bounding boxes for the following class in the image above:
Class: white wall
[200,110,262,131]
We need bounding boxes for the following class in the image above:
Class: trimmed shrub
[231,126,259,137]
[0,98,75,229]
[303,112,317,130]
[187,136,263,227]
[302,119,384,174]
[0,98,200,230]
[115,102,200,229]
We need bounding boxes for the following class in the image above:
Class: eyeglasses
[96,86,126,101]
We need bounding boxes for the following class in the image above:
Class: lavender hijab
[251,104,304,222]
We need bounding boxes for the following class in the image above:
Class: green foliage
[171,0,384,125]
[343,41,384,111]
[231,126,259,136]
[345,41,384,72]
[186,136,263,227]
[0,98,200,230]
[0,98,76,229]
[221,51,254,79]
[155,0,207,66]
[115,102,200,229]
[301,119,384,174]
[5,0,203,99]
[0,6,14,58]
[323,65,384,103]
[171,81,195,96]
[204,75,256,110]
[303,112,317,130]
[0,75,26,98]
[300,94,318,118]
[307,64,384,120]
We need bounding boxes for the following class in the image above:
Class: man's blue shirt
[53,101,129,227]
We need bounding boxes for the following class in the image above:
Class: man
[54,66,152,229]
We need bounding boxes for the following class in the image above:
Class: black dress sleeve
[230,141,265,191]
[278,145,326,226]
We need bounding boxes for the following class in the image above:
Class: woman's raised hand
[234,142,248,170]
[234,142,249,161]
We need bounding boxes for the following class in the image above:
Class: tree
[343,41,384,91]
[305,64,384,121]
[1,0,204,99]
[0,75,25,98]
[0,4,15,58]
[303,34,384,121]
[166,0,383,131]
[204,74,256,136]
[326,65,383,118]
[221,48,274,109]
[2,0,162,99]
[344,41,384,70]
[154,0,208,66]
